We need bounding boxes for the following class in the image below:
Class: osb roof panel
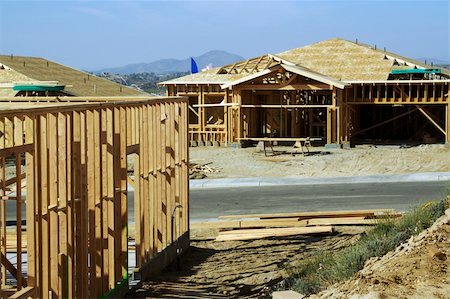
[0,88,17,97]
[0,68,34,82]
[161,67,247,84]
[0,55,146,96]
[276,38,395,81]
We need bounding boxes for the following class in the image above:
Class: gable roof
[161,38,449,86]
[0,55,146,97]
[221,64,349,89]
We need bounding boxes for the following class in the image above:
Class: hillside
[97,72,188,95]
[96,50,244,75]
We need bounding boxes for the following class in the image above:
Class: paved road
[7,180,449,223]
[190,181,449,221]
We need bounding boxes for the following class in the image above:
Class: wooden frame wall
[0,97,189,298]
[167,80,449,145]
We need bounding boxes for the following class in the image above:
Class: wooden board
[215,226,334,241]
[218,209,397,220]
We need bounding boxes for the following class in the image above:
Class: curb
[190,172,450,190]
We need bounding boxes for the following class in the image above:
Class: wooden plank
[39,114,49,298]
[55,113,68,297]
[66,112,74,299]
[147,104,155,256]
[86,109,97,297]
[93,109,103,296]
[151,104,159,254]
[182,102,189,233]
[141,106,150,261]
[133,153,142,266]
[174,103,181,240]
[0,117,4,149]
[15,154,22,290]
[215,226,334,241]
[106,107,115,288]
[0,252,27,287]
[156,102,163,252]
[191,218,308,229]
[5,117,13,148]
[165,103,172,247]
[190,221,242,230]
[306,217,378,226]
[131,109,141,267]
[119,107,128,280]
[7,286,35,299]
[218,209,397,220]
[13,116,23,146]
[417,106,446,136]
[79,111,89,298]
[24,115,36,289]
[101,108,110,294]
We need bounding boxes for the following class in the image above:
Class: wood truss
[0,96,189,298]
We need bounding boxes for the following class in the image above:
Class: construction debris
[189,161,221,179]
[199,209,402,242]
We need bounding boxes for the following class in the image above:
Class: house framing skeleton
[161,38,450,146]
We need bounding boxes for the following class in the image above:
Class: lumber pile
[189,162,221,179]
[191,209,402,242]
[215,226,334,241]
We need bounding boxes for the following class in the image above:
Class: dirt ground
[129,145,450,298]
[128,227,367,298]
[309,209,450,299]
[189,144,450,179]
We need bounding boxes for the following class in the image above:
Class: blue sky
[0,0,449,70]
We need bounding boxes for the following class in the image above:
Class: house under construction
[161,38,450,146]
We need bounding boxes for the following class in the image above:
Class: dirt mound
[310,209,450,299]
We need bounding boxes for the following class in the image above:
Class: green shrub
[285,198,448,295]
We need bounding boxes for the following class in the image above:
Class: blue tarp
[191,57,198,74]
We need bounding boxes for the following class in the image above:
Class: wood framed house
[161,38,450,146]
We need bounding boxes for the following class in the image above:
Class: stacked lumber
[215,226,334,241]
[192,209,402,242]
[189,162,221,179]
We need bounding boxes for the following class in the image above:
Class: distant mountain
[96,50,245,75]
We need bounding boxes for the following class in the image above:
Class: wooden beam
[240,104,331,109]
[215,226,333,241]
[237,83,331,91]
[218,209,396,220]
[416,106,446,136]
[7,286,35,299]
[0,253,27,287]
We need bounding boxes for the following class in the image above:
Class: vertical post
[93,109,102,296]
[237,89,242,141]
[25,115,36,291]
[79,111,89,298]
[16,156,23,289]
[446,103,450,144]
[39,114,49,298]
[57,112,68,298]
[326,108,332,144]
[119,107,128,281]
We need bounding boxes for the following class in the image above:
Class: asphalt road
[6,180,449,223]
[190,181,450,221]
